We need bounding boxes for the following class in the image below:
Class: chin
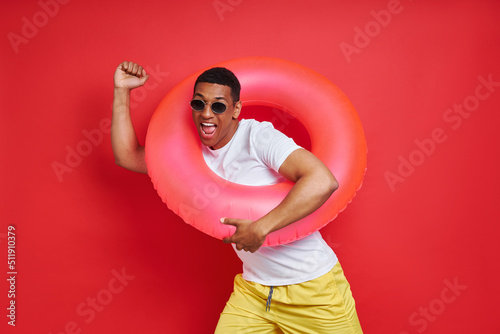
[200,137,214,148]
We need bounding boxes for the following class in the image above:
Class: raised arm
[222,148,339,252]
[111,61,149,174]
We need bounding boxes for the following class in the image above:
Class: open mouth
[201,122,217,135]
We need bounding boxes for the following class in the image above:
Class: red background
[2,0,500,333]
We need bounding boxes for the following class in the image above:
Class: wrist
[253,218,272,239]
[114,86,131,93]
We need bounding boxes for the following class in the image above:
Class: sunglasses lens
[190,99,205,111]
[211,102,227,114]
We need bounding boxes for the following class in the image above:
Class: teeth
[202,123,216,127]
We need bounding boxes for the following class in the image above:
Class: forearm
[111,87,147,173]
[221,149,338,252]
[255,172,338,236]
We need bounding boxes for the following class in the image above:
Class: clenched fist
[114,61,149,90]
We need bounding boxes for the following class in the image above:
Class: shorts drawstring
[266,286,274,312]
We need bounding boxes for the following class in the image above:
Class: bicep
[278,148,335,184]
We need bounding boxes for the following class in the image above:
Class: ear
[232,100,242,119]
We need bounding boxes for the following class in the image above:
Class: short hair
[194,67,241,102]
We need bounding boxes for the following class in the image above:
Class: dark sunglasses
[189,99,235,114]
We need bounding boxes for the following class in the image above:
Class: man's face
[191,82,241,150]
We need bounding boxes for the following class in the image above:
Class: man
[112,61,363,333]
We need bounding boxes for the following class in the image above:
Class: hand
[221,218,267,253]
[114,61,149,89]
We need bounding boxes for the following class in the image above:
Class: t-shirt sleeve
[250,121,302,173]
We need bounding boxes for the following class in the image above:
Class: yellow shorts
[214,261,363,334]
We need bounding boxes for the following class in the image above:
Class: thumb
[220,217,239,227]
[221,218,236,244]
[138,73,149,85]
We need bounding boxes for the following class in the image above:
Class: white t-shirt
[202,119,337,286]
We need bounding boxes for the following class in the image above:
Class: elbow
[323,172,339,198]
[112,146,147,173]
[307,169,339,199]
[114,156,127,169]
[309,171,338,199]
[112,145,128,168]
[331,177,339,193]
[114,156,148,174]
[328,176,339,196]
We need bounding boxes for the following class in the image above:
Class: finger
[126,61,135,73]
[125,62,136,75]
[223,232,239,244]
[134,64,141,76]
[128,63,136,75]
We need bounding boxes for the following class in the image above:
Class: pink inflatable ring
[145,57,367,247]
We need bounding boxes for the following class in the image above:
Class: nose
[200,103,214,118]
